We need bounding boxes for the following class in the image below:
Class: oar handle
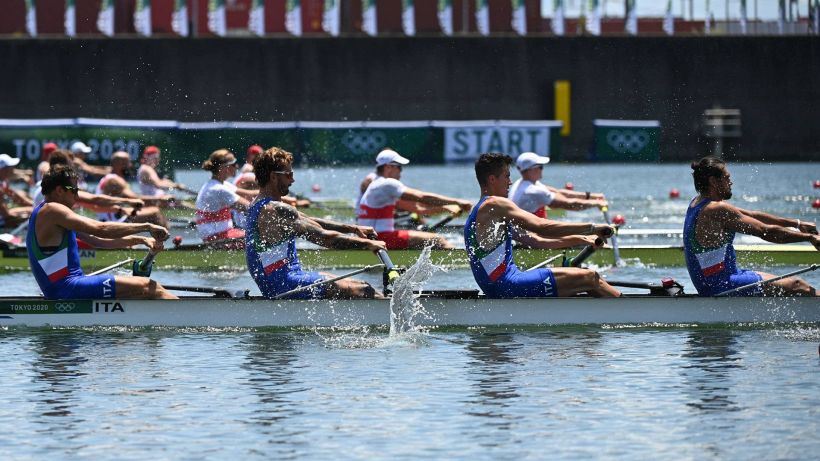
[132,251,158,277]
[422,214,456,232]
[376,249,401,286]
[568,238,604,267]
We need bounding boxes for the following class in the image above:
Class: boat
[0,293,817,328]
[0,243,815,273]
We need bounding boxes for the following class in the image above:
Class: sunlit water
[2,162,819,459]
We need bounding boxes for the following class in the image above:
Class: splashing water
[389,245,443,335]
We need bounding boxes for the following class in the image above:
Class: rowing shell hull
[0,296,817,328]
[0,245,815,273]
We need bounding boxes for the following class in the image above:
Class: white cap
[516,152,550,171]
[70,141,92,154]
[375,149,410,167]
[0,154,20,168]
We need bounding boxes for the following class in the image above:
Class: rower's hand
[139,237,165,254]
[364,239,388,253]
[593,224,616,240]
[798,220,818,235]
[573,235,604,247]
[811,235,820,251]
[148,224,169,241]
[595,199,609,209]
[592,192,606,200]
[456,200,472,214]
[353,225,378,240]
[127,198,145,210]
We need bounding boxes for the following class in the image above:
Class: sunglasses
[63,185,80,195]
[273,170,294,178]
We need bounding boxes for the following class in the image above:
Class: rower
[236,145,309,209]
[240,144,263,174]
[0,154,33,229]
[69,141,110,188]
[137,145,189,198]
[246,147,386,299]
[35,142,58,186]
[509,152,607,218]
[684,156,818,296]
[95,151,171,228]
[26,165,176,299]
[196,149,257,247]
[465,153,620,298]
[357,149,472,249]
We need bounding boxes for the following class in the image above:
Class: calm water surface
[1,163,818,459]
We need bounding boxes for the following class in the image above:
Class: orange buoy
[669,188,680,199]
[812,199,820,209]
[564,182,574,190]
[612,214,626,226]
[312,184,322,192]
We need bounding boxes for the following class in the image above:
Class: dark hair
[691,156,726,193]
[202,149,236,173]
[48,149,74,168]
[254,147,294,187]
[42,164,78,195]
[475,153,512,186]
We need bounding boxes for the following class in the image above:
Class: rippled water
[2,162,818,459]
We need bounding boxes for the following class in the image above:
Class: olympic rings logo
[606,130,650,154]
[55,302,76,312]
[341,130,387,156]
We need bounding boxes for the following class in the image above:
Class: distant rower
[684,156,818,296]
[509,152,607,218]
[358,149,471,249]
[246,147,386,299]
[27,165,175,300]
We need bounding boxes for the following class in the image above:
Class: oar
[170,185,199,196]
[87,258,135,276]
[132,250,159,277]
[0,221,29,246]
[715,264,819,297]
[601,206,624,267]
[418,214,456,232]
[171,236,244,250]
[376,249,401,287]
[526,253,564,271]
[162,284,249,299]
[567,238,605,267]
[271,264,384,300]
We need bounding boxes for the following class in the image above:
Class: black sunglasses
[63,185,80,195]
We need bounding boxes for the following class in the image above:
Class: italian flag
[510,0,525,35]
[285,0,302,36]
[208,0,226,36]
[437,0,452,35]
[248,0,265,35]
[26,0,37,36]
[361,0,377,35]
[65,0,77,37]
[322,0,340,36]
[475,0,489,35]
[172,0,189,37]
[402,0,415,36]
[134,0,152,36]
[97,0,114,37]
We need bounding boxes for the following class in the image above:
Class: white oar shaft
[272,264,384,300]
[526,253,564,271]
[88,258,134,276]
[715,264,818,297]
[601,208,623,266]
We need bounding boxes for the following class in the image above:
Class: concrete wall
[1,36,817,161]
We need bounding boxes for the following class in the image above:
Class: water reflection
[464,332,522,428]
[28,330,88,425]
[680,329,742,412]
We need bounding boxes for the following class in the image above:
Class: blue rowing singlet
[26,202,115,299]
[245,197,326,299]
[464,196,558,298]
[683,197,762,296]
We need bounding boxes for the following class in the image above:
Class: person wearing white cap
[509,152,607,219]
[357,149,472,249]
[0,153,34,229]
[69,141,110,182]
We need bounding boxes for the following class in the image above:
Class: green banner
[0,119,563,168]
[592,119,660,162]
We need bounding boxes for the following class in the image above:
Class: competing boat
[0,292,817,328]
[0,243,815,273]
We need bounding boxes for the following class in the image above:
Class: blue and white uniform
[26,203,116,299]
[464,196,558,298]
[683,197,762,296]
[245,197,326,299]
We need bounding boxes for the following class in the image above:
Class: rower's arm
[492,196,609,239]
[140,167,176,190]
[718,202,819,246]
[512,228,601,250]
[40,203,168,241]
[7,188,33,207]
[77,190,144,210]
[547,185,605,200]
[400,187,471,213]
[301,212,378,239]
[235,187,258,201]
[75,232,156,250]
[74,159,110,178]
[269,203,384,251]
[547,191,607,211]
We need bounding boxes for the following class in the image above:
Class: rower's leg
[551,267,621,297]
[406,230,452,249]
[114,275,178,299]
[756,271,817,296]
